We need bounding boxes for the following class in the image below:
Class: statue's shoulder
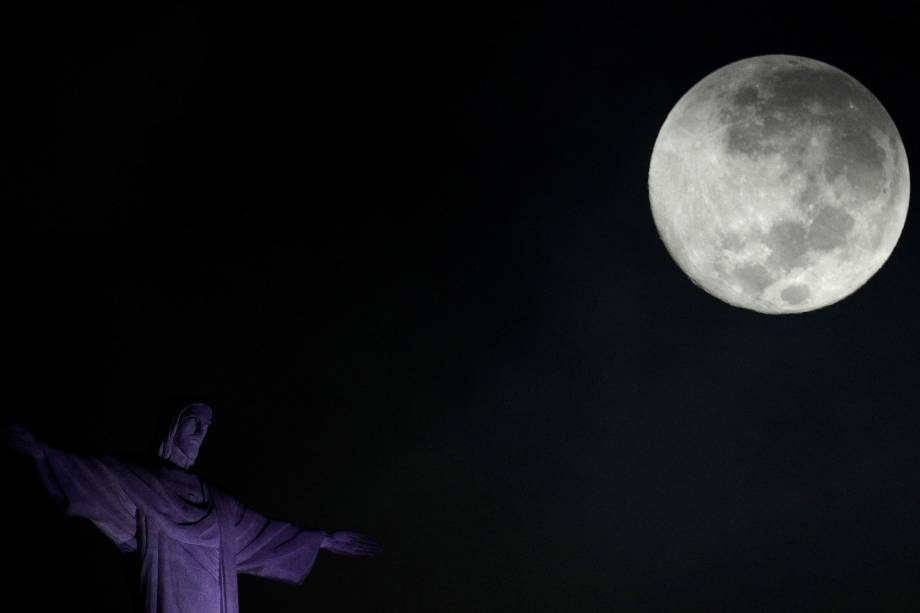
[98,454,146,473]
[100,455,176,487]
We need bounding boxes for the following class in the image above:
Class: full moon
[648,55,909,313]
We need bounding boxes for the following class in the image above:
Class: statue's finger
[356,543,383,555]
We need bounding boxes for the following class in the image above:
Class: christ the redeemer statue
[2,403,382,613]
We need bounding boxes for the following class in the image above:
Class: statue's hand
[0,425,45,459]
[321,531,383,557]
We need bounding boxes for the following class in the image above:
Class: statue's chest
[162,470,208,506]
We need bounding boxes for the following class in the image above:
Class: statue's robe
[35,447,326,613]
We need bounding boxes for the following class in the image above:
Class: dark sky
[2,3,920,611]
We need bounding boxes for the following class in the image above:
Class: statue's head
[158,403,213,469]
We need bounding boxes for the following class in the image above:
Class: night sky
[3,3,920,611]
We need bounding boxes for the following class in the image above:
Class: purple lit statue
[2,403,382,613]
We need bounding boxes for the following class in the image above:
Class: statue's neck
[165,446,195,470]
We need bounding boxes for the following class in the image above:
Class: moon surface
[648,55,909,313]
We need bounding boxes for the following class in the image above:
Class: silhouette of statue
[2,403,382,613]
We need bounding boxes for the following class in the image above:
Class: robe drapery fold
[36,448,325,613]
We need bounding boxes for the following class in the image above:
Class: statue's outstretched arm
[1,424,138,550]
[226,495,383,585]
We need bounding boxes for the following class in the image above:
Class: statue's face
[174,407,212,463]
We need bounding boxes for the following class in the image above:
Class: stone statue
[2,403,382,613]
